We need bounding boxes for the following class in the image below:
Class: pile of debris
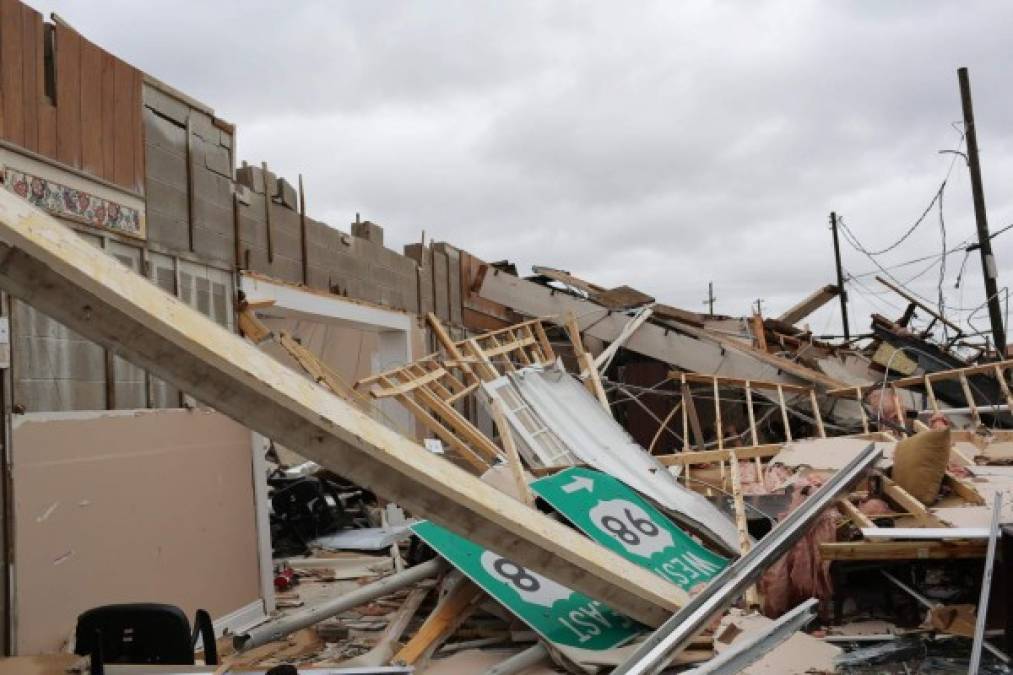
[5,190,1013,673]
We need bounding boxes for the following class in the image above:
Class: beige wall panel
[12,408,261,654]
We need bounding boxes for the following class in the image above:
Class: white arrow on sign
[562,475,595,494]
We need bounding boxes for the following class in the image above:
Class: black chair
[74,603,218,671]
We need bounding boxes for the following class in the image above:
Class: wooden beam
[820,540,986,561]
[875,275,963,336]
[369,368,447,397]
[777,284,839,325]
[958,371,982,426]
[490,398,535,506]
[750,312,767,351]
[479,270,845,390]
[237,308,272,345]
[0,189,683,627]
[837,499,874,529]
[565,311,609,411]
[676,372,812,393]
[827,358,1013,396]
[877,473,946,528]
[745,381,760,446]
[394,578,484,665]
[656,443,783,467]
[809,389,826,438]
[427,312,478,385]
[776,384,792,442]
[681,375,706,451]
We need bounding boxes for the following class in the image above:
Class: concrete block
[351,220,383,246]
[276,178,298,210]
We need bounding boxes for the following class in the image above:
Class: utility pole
[959,66,1006,356]
[703,282,716,315]
[829,211,851,341]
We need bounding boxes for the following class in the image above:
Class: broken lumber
[777,284,839,326]
[479,268,845,390]
[0,189,683,627]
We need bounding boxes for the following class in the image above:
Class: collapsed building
[0,3,1010,674]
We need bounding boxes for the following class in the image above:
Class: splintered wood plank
[55,22,81,167]
[394,578,484,665]
[0,188,684,627]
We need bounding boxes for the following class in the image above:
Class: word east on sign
[412,520,641,650]
[531,467,728,590]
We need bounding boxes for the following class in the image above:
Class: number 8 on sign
[589,499,674,558]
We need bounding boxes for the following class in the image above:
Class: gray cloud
[33,0,1013,338]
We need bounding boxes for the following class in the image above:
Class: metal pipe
[235,558,444,651]
[970,493,1003,674]
[613,443,881,675]
[482,643,550,675]
[684,598,818,675]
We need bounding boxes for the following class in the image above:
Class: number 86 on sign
[589,499,674,558]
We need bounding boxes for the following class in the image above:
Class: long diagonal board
[413,468,728,650]
[0,189,683,626]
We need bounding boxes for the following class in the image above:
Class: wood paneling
[54,22,81,167]
[112,57,134,188]
[101,52,115,175]
[79,38,103,176]
[0,3,145,194]
[1,0,25,146]
[20,5,39,152]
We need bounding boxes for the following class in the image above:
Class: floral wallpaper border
[3,167,144,238]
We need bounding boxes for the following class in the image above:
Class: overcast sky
[34,1,1013,342]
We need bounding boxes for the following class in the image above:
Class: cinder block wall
[235,163,461,319]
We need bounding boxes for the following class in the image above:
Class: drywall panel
[12,408,262,654]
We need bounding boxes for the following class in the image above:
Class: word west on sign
[412,520,641,650]
[531,467,727,590]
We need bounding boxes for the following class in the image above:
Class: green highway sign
[531,467,728,590]
[412,520,642,650]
